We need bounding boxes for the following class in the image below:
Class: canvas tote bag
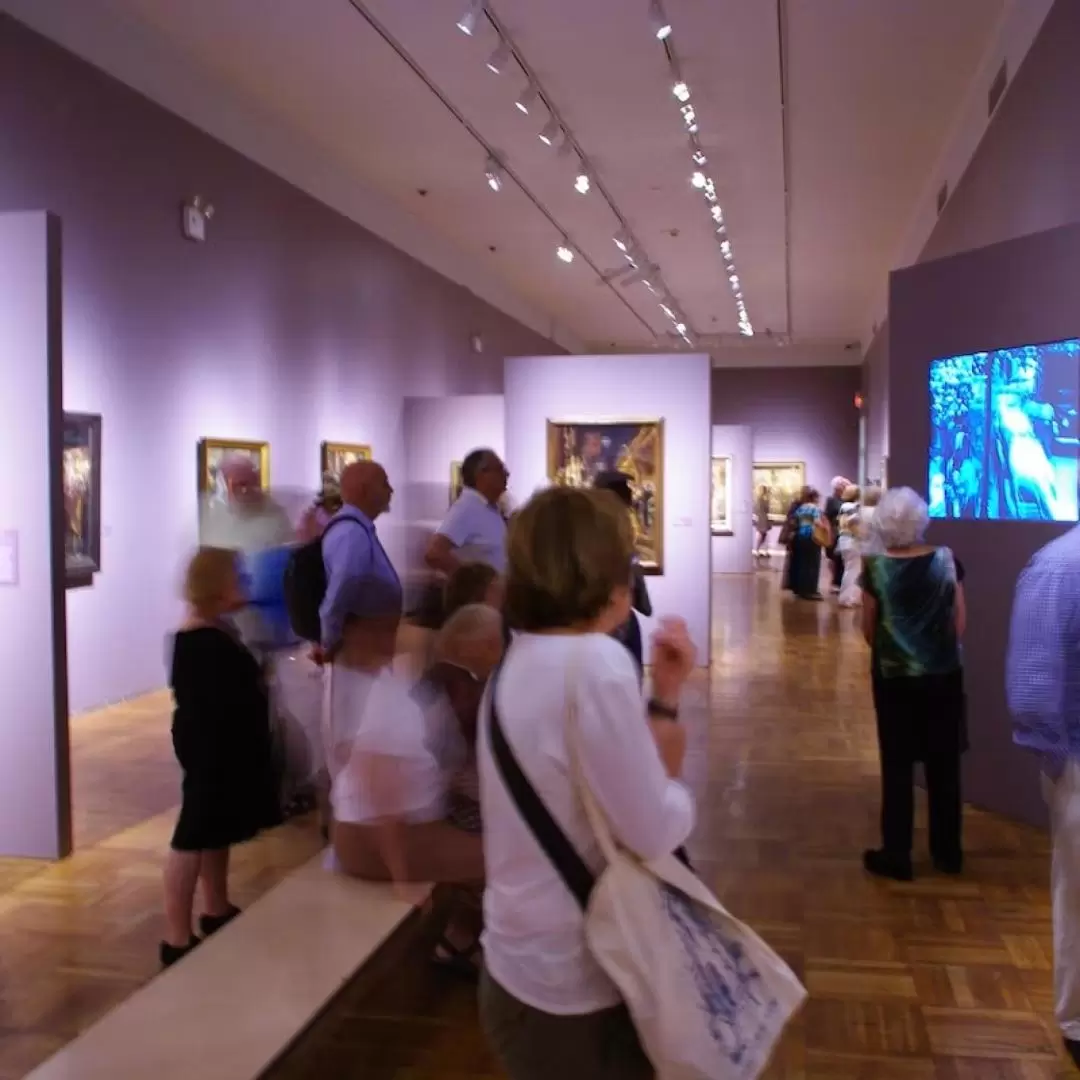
[488,663,806,1080]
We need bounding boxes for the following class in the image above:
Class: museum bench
[24,852,432,1080]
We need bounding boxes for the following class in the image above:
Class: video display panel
[928,338,1080,521]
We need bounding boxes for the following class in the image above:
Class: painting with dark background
[62,412,101,585]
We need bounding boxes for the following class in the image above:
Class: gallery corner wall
[888,220,1080,827]
[710,425,753,574]
[0,212,71,858]
[503,353,712,665]
[0,13,557,714]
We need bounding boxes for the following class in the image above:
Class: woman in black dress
[161,547,282,967]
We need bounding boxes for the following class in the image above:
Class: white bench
[25,854,431,1080]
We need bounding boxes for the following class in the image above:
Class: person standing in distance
[426,449,509,576]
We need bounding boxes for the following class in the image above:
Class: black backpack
[283,516,357,643]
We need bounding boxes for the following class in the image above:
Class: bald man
[319,460,402,657]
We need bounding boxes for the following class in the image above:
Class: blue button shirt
[319,505,401,651]
[1006,525,1080,778]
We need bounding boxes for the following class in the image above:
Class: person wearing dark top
[824,476,847,592]
[594,471,652,675]
[161,547,281,968]
[859,487,967,882]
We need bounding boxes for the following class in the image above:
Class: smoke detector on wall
[181,195,215,243]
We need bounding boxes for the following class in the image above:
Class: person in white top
[836,483,863,608]
[478,485,696,1080]
[425,448,510,574]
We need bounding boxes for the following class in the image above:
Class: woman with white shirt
[478,486,696,1079]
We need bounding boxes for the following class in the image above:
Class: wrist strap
[647,697,679,721]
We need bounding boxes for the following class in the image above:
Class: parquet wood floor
[268,570,1069,1079]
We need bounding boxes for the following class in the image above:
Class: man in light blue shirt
[319,460,401,658]
[425,448,509,575]
[1006,525,1080,1065]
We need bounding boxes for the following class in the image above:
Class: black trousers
[879,748,962,862]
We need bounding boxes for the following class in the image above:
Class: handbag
[811,517,830,547]
[488,666,806,1080]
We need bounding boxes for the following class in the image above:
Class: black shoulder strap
[320,513,362,542]
[487,663,594,911]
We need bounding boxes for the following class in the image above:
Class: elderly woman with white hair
[859,486,967,882]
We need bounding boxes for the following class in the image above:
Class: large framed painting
[197,438,270,506]
[63,412,102,586]
[546,419,664,574]
[710,455,733,535]
[450,460,463,506]
[752,461,806,524]
[321,441,372,481]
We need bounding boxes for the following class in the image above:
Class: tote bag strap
[487,663,595,911]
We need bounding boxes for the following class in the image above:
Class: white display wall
[710,425,753,574]
[504,353,712,665]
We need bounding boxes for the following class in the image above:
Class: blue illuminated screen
[928,338,1080,521]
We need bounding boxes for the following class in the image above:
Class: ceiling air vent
[936,181,949,216]
[988,60,1008,117]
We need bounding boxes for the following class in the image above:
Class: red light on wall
[854,392,864,409]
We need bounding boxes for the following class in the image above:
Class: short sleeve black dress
[168,625,282,852]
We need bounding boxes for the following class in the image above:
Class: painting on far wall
[321,441,372,482]
[546,419,664,574]
[710,455,733,535]
[63,412,102,586]
[197,438,270,506]
[752,461,806,524]
[450,460,463,506]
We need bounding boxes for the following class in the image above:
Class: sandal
[430,935,482,982]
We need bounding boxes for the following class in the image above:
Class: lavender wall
[710,425,753,574]
[889,223,1080,827]
[0,14,557,713]
[862,326,889,483]
[711,366,861,493]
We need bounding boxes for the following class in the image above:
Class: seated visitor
[860,486,967,881]
[161,547,282,967]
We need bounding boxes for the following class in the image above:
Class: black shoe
[1065,1037,1080,1067]
[199,905,241,937]
[932,854,963,875]
[160,936,200,968]
[863,849,914,882]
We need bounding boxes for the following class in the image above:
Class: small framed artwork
[752,461,806,524]
[197,438,270,506]
[321,441,372,481]
[710,455,733,535]
[450,460,463,506]
[546,418,664,574]
[63,412,103,587]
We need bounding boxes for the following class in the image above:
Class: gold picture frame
[197,437,270,500]
[546,418,664,574]
[710,455,733,535]
[752,461,806,524]
[320,441,372,480]
[450,460,463,506]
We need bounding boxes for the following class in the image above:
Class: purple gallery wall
[711,366,861,493]
[884,0,1080,827]
[0,13,559,714]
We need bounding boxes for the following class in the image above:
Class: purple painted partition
[888,222,1080,826]
[0,212,70,858]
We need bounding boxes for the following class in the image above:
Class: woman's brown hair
[183,547,239,616]
[505,486,634,632]
[444,562,499,620]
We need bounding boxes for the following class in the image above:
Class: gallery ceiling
[12,0,1005,353]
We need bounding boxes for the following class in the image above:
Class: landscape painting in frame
[711,455,733,535]
[63,412,102,586]
[546,419,664,573]
[198,438,270,508]
[450,460,463,506]
[321,441,372,482]
[752,461,806,524]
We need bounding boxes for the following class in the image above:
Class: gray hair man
[426,448,509,576]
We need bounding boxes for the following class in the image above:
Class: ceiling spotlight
[515,83,537,114]
[556,242,575,264]
[613,230,632,253]
[484,156,504,192]
[710,205,724,224]
[538,118,560,146]
[692,149,707,166]
[456,0,483,36]
[574,169,591,195]
[649,0,672,40]
[691,171,706,189]
[485,40,510,74]
[720,240,731,256]
[672,81,691,103]
[675,322,687,335]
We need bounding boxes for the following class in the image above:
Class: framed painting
[320,441,372,481]
[546,418,664,574]
[710,455,733,535]
[450,460,463,506]
[63,412,102,586]
[197,438,270,507]
[752,461,806,524]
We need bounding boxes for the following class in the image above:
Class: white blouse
[478,632,696,1016]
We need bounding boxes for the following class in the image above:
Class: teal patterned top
[860,548,962,679]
